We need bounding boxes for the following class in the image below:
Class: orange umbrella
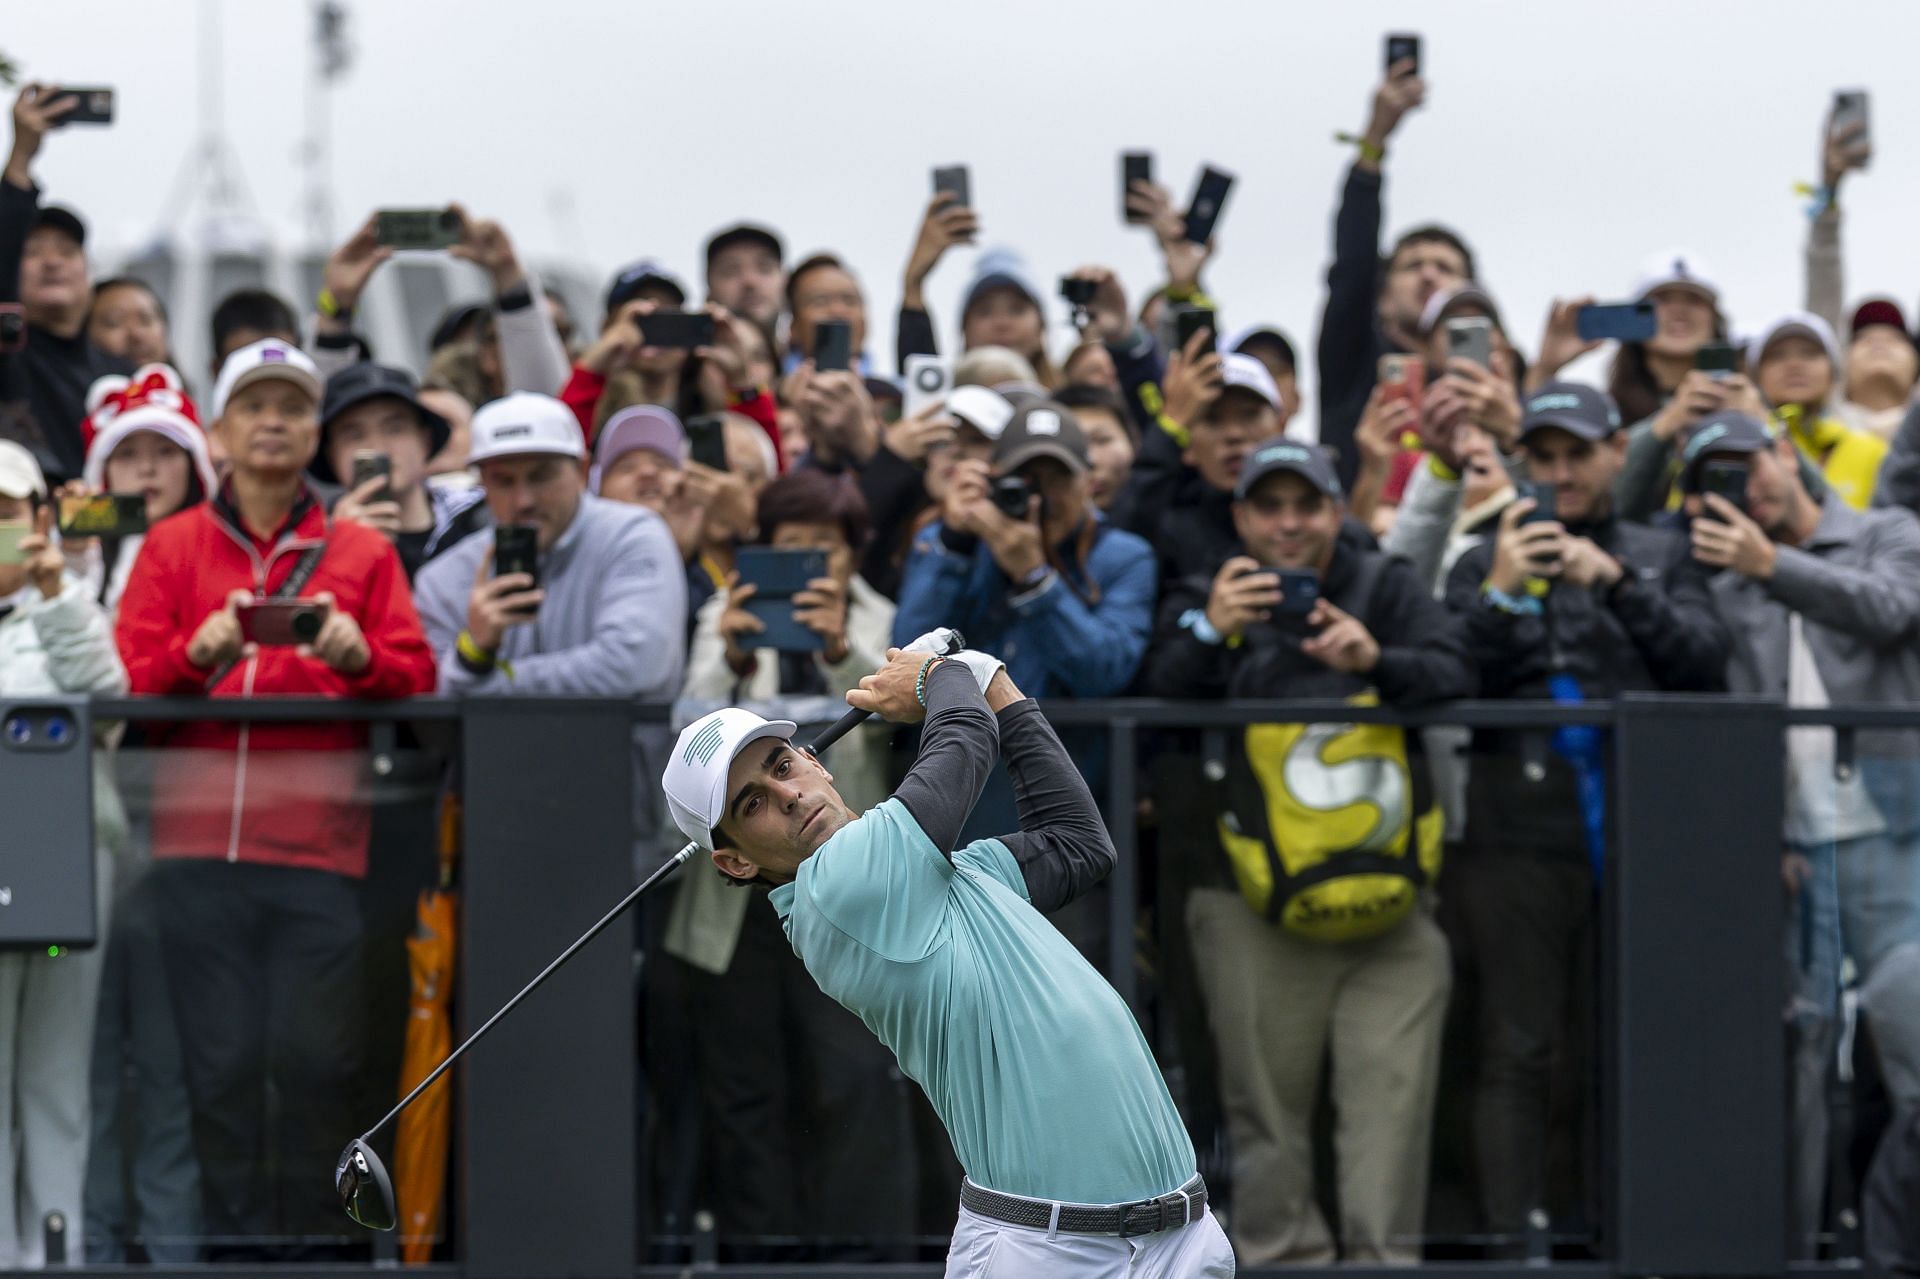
[393,794,461,1263]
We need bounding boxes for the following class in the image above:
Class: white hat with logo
[663,708,800,851]
[468,392,587,465]
[210,338,323,419]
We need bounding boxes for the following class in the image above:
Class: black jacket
[1316,164,1406,491]
[1144,538,1477,706]
[1443,513,1730,705]
[0,180,130,484]
[1444,512,1730,860]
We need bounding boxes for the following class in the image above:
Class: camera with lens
[991,476,1032,520]
[1059,276,1096,308]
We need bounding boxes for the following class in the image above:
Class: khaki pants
[1187,886,1449,1264]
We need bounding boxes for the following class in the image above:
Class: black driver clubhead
[336,1138,397,1231]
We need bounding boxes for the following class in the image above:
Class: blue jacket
[892,516,1157,698]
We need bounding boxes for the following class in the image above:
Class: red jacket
[115,486,438,878]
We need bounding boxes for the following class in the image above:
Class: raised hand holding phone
[1205,556,1283,637]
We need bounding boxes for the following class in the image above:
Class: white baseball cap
[1747,310,1841,370]
[945,384,1015,440]
[1218,351,1282,411]
[210,338,322,419]
[1632,249,1720,305]
[663,707,800,851]
[0,441,47,500]
[468,392,587,465]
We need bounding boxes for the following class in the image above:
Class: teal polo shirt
[769,797,1194,1205]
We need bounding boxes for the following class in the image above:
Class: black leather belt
[959,1175,1206,1238]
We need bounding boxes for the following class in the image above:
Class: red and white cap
[81,365,218,496]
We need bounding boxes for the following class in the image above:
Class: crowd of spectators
[4,40,1920,1269]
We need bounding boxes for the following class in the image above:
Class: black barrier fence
[10,692,1915,1277]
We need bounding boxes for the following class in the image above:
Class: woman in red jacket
[113,338,436,1256]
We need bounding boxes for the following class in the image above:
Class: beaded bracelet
[914,655,944,707]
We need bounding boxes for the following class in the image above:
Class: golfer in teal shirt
[663,648,1233,1277]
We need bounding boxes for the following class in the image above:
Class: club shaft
[357,841,695,1144]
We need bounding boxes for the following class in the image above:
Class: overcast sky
[12,0,1920,413]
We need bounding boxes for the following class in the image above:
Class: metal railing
[21,692,1914,1277]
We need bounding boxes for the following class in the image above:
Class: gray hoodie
[413,492,688,868]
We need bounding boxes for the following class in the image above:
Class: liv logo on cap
[1026,410,1061,436]
[683,717,726,767]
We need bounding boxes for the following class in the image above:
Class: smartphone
[51,87,114,126]
[494,525,540,615]
[1832,89,1871,170]
[1183,166,1235,246]
[812,319,853,373]
[1446,316,1493,369]
[932,165,971,210]
[1575,302,1658,344]
[1175,307,1217,355]
[903,354,952,420]
[1378,354,1426,424]
[1694,343,1740,380]
[375,208,462,250]
[0,521,30,566]
[636,310,716,350]
[735,546,829,653]
[1518,480,1558,526]
[237,598,326,647]
[991,476,1032,520]
[1122,152,1153,224]
[350,451,392,505]
[56,493,146,539]
[685,413,729,472]
[0,304,25,354]
[1385,33,1421,73]
[1698,459,1749,519]
[1273,568,1321,617]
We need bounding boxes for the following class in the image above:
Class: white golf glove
[901,627,965,657]
[945,648,1005,694]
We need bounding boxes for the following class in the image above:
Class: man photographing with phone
[1440,381,1729,1239]
[111,337,437,1253]
[661,647,1234,1276]
[1,84,132,484]
[412,391,690,869]
[1679,408,1920,1247]
[1143,437,1472,1263]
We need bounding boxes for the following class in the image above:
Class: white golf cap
[663,707,800,851]
[1632,249,1719,305]
[468,392,587,465]
[0,440,47,500]
[1218,351,1282,411]
[945,384,1015,440]
[1747,310,1841,370]
[210,338,322,419]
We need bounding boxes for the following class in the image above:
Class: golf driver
[337,629,965,1230]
